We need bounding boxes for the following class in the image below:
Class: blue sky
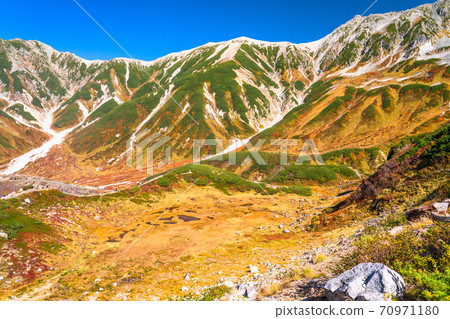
[0,0,433,61]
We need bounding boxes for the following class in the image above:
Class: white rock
[434,202,449,213]
[324,263,406,301]
[244,288,258,299]
[249,265,259,273]
[181,286,189,292]
[283,229,290,233]
[223,280,234,288]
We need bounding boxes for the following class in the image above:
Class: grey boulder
[324,263,405,301]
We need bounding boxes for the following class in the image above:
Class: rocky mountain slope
[0,0,449,184]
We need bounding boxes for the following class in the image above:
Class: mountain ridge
[0,0,449,185]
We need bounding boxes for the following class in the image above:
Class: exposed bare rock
[324,263,405,301]
[405,203,434,221]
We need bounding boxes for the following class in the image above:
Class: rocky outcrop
[324,263,406,301]
[430,200,450,223]
[0,174,103,198]
[406,200,450,222]
[405,203,435,221]
[333,150,418,211]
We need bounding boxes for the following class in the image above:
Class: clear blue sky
[0,0,433,61]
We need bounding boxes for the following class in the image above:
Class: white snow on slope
[1,129,71,174]
[123,84,175,157]
[203,83,224,128]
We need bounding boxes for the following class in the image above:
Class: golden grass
[312,253,328,264]
[260,282,282,297]
[300,267,317,279]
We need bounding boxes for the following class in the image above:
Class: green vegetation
[387,23,397,35]
[53,104,80,129]
[361,104,378,120]
[146,164,310,196]
[400,84,432,94]
[338,223,450,301]
[88,99,118,121]
[404,59,439,73]
[71,87,165,154]
[307,98,344,125]
[265,164,357,185]
[0,134,14,149]
[322,147,380,163]
[64,82,103,106]
[8,39,29,51]
[294,81,305,91]
[399,21,411,34]
[40,241,66,254]
[329,42,357,68]
[23,184,34,191]
[39,69,66,96]
[0,52,12,69]
[11,72,24,92]
[281,185,312,196]
[132,82,157,99]
[127,66,150,88]
[243,82,269,116]
[199,285,232,301]
[304,79,336,103]
[399,124,450,161]
[0,69,10,86]
[0,200,50,239]
[32,96,43,108]
[157,177,171,188]
[8,103,36,121]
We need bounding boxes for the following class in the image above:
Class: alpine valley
[0,0,450,301]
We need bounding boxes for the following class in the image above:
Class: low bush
[337,224,450,300]
[265,164,357,185]
[157,177,171,188]
[199,285,232,301]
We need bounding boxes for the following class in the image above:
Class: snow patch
[1,129,72,174]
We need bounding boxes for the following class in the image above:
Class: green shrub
[23,184,34,191]
[199,285,232,301]
[53,104,80,128]
[40,241,66,254]
[8,104,37,121]
[399,124,450,161]
[3,220,24,238]
[0,52,12,69]
[157,177,171,188]
[195,177,209,186]
[265,164,357,185]
[338,224,450,301]
[0,200,11,210]
[129,186,141,194]
[282,185,312,196]
[398,266,450,301]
